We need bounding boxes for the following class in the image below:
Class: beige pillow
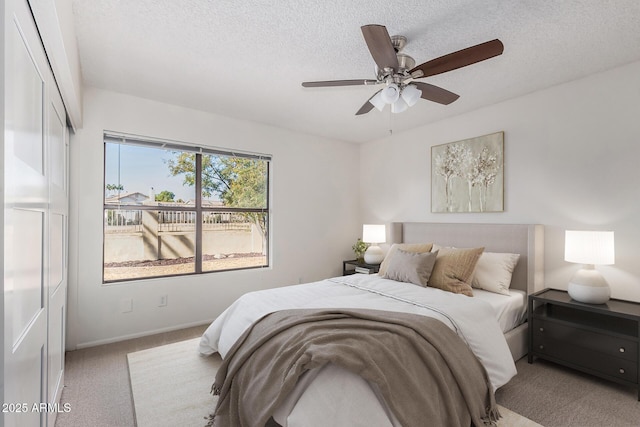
[378,243,433,276]
[382,249,438,287]
[428,247,484,297]
[471,252,520,295]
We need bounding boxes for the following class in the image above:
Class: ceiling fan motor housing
[396,53,415,71]
[390,35,415,71]
[376,35,415,80]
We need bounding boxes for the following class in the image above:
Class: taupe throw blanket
[210,308,500,427]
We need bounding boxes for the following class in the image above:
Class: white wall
[360,60,640,302]
[68,88,360,348]
[69,60,640,348]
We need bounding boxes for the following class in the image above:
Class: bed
[388,222,545,360]
[199,222,544,426]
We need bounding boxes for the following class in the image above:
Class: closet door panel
[6,12,45,177]
[49,213,64,295]
[47,285,65,414]
[49,100,66,192]
[47,93,68,425]
[4,0,51,425]
[7,209,45,344]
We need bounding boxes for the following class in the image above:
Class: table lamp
[564,230,615,304]
[362,224,386,264]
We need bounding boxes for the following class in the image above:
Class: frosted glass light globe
[380,84,400,104]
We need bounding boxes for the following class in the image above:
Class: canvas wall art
[431,131,504,213]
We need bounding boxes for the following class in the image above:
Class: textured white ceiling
[71,0,640,143]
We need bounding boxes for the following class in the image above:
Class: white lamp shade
[391,97,408,114]
[362,224,386,244]
[369,91,386,112]
[565,230,615,265]
[401,84,422,107]
[380,84,400,104]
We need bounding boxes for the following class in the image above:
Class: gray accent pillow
[378,243,433,276]
[382,249,438,287]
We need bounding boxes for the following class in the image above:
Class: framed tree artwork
[431,131,504,213]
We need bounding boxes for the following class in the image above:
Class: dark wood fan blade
[302,79,378,88]
[355,102,375,116]
[361,24,399,71]
[410,39,504,78]
[413,82,459,105]
[355,90,382,115]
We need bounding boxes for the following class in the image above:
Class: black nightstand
[528,289,640,400]
[342,259,380,276]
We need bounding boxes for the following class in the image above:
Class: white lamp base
[364,245,384,265]
[567,266,610,304]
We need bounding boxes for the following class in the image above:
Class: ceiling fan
[301,24,504,115]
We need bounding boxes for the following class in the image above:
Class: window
[103,132,270,283]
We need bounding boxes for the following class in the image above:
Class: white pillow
[471,252,520,295]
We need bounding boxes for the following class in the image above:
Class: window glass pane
[105,143,195,204]
[103,134,270,283]
[200,155,268,208]
[202,211,268,272]
[103,208,196,281]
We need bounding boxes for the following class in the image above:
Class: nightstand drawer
[533,318,638,362]
[529,289,640,400]
[533,335,638,383]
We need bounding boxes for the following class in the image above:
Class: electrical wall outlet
[159,294,168,307]
[120,298,133,313]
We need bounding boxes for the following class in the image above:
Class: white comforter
[199,274,516,392]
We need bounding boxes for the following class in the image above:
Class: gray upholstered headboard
[390,222,544,295]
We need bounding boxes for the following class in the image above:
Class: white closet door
[47,91,68,427]
[4,0,68,425]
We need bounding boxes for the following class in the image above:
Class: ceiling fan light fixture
[391,97,408,114]
[401,84,422,107]
[380,83,400,104]
[369,91,386,111]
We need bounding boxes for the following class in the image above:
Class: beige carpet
[128,338,542,427]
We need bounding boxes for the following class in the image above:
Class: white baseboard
[74,319,215,350]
